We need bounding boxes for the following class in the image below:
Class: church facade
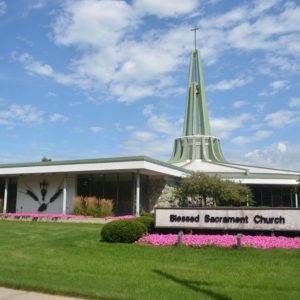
[0,48,299,215]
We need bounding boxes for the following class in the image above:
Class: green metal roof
[0,155,191,174]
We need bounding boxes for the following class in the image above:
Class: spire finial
[191,25,200,51]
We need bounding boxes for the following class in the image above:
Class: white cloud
[205,0,221,5]
[49,113,68,122]
[0,104,44,126]
[12,52,54,76]
[201,6,248,30]
[14,25,191,103]
[28,0,47,10]
[207,78,251,91]
[120,104,182,159]
[11,51,90,88]
[22,0,48,16]
[133,0,199,18]
[242,142,300,171]
[143,104,154,116]
[277,142,287,153]
[270,80,289,91]
[90,126,103,133]
[132,131,156,141]
[0,1,6,16]
[260,80,289,96]
[254,102,267,113]
[231,130,272,145]
[47,92,57,97]
[121,135,174,160]
[52,0,136,48]
[143,105,178,135]
[251,0,281,17]
[232,100,246,108]
[113,84,155,103]
[210,113,253,138]
[265,110,300,128]
[200,1,300,66]
[289,98,300,108]
[12,0,300,103]
[265,55,300,74]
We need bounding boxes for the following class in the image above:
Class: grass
[0,221,299,300]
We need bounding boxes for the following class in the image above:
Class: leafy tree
[174,172,253,207]
[41,157,52,162]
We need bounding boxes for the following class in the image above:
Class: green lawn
[0,221,299,300]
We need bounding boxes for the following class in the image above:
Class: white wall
[16,174,76,214]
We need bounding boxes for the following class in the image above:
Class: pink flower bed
[137,234,300,249]
[0,213,92,219]
[104,215,137,220]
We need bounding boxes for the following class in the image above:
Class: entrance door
[5,178,17,213]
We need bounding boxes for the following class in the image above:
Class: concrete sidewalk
[0,287,86,300]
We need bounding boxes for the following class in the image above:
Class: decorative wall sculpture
[22,179,62,212]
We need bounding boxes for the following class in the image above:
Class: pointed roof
[183,49,211,136]
[169,49,226,164]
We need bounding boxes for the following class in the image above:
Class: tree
[41,157,52,162]
[174,172,253,207]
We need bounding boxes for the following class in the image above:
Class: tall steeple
[183,49,211,136]
[169,45,226,164]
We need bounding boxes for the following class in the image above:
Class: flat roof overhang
[0,156,190,178]
[232,178,299,186]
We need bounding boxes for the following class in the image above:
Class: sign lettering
[155,208,300,231]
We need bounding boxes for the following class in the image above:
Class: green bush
[101,219,147,243]
[141,213,154,218]
[73,206,86,216]
[136,216,155,233]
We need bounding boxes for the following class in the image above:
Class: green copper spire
[183,50,211,136]
[169,48,226,165]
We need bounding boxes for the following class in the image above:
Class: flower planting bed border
[104,215,137,220]
[137,233,300,249]
[0,213,93,223]
[0,213,136,223]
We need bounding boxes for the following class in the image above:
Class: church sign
[155,208,300,231]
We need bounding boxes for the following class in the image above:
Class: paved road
[0,287,86,300]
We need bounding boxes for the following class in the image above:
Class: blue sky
[0,0,300,170]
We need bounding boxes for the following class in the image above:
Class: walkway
[0,287,86,300]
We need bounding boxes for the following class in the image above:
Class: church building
[0,47,299,215]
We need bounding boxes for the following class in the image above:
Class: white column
[296,193,299,208]
[3,178,8,213]
[63,176,67,214]
[136,172,140,216]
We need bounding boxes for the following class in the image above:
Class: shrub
[175,172,254,207]
[141,213,154,218]
[136,216,155,233]
[73,196,113,217]
[101,219,147,243]
[86,196,98,209]
[0,198,3,213]
[99,198,114,216]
